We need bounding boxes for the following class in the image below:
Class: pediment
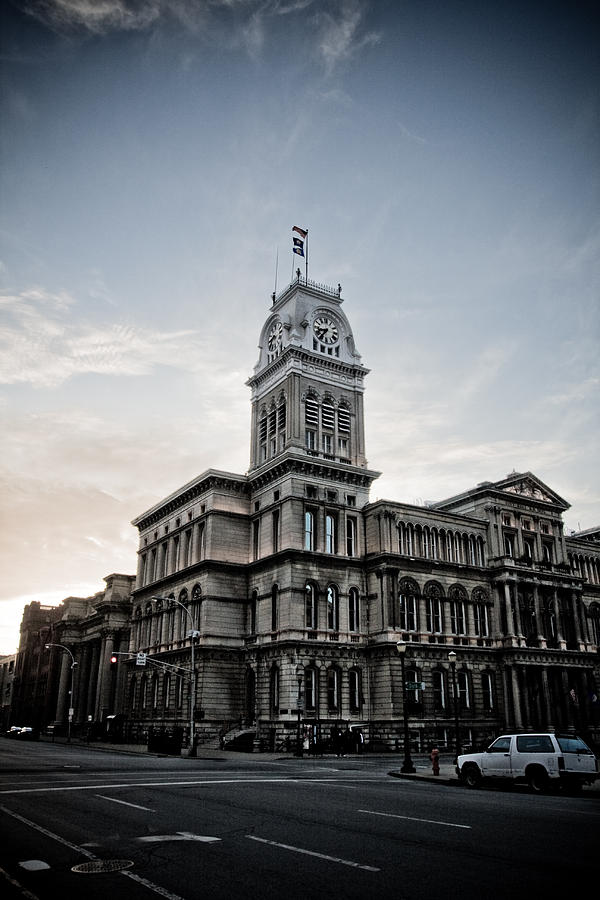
[496,472,569,509]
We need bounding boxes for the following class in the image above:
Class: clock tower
[247,273,376,483]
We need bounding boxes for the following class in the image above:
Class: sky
[1,0,598,654]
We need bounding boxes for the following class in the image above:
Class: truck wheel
[462,765,482,788]
[527,766,549,793]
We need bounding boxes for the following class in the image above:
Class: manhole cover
[72,859,134,874]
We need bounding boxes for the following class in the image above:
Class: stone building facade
[11,574,134,738]
[122,275,600,752]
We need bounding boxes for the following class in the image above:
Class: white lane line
[0,777,293,795]
[95,794,155,812]
[0,864,42,900]
[246,835,380,872]
[0,806,189,900]
[137,833,220,844]
[358,809,471,830]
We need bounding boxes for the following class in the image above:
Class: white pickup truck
[456,733,599,793]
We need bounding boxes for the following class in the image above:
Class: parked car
[457,732,599,793]
[5,726,39,740]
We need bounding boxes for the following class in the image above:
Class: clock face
[313,315,339,344]
[267,320,283,351]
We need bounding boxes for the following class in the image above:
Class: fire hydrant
[430,747,440,776]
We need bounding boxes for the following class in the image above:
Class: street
[0,740,597,900]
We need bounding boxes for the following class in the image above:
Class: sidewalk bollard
[430,747,440,776]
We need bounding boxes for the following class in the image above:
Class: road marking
[95,794,155,811]
[0,864,42,900]
[0,806,189,900]
[19,860,50,871]
[358,809,471,829]
[0,777,293,795]
[137,833,221,844]
[246,835,380,871]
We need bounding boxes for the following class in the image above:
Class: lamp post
[448,650,461,763]
[45,643,77,743]
[396,641,415,773]
[152,596,199,757]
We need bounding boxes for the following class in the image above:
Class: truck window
[556,736,593,754]
[516,735,553,753]
[487,737,511,753]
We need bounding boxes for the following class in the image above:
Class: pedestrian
[430,746,440,776]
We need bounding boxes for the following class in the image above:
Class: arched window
[191,584,202,632]
[449,586,467,635]
[424,582,444,633]
[398,578,419,631]
[325,513,337,554]
[327,666,341,710]
[305,582,317,630]
[349,668,362,712]
[305,394,319,451]
[327,584,340,631]
[348,587,360,633]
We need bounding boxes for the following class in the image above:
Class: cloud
[314,0,381,75]
[0,287,208,387]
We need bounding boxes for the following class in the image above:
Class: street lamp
[45,643,77,743]
[152,596,199,757]
[448,650,461,763]
[396,641,415,773]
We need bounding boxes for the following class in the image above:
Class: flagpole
[274,247,279,300]
[305,229,308,281]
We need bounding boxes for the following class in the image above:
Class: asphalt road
[0,740,597,900]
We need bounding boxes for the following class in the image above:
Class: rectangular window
[473,604,489,637]
[325,513,337,554]
[322,433,333,454]
[348,589,360,632]
[338,437,349,457]
[450,601,465,634]
[272,510,280,553]
[399,593,417,631]
[327,668,341,710]
[305,584,317,629]
[305,669,317,710]
[253,519,260,560]
[346,517,357,557]
[304,510,315,551]
[305,429,317,451]
[349,670,361,712]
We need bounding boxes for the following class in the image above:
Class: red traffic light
[110,655,118,665]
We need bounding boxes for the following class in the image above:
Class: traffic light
[110,654,118,671]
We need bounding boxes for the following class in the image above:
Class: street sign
[136,652,147,667]
[405,682,426,691]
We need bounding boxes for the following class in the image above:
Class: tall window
[481,672,494,709]
[457,670,470,709]
[473,603,489,637]
[346,517,357,557]
[271,584,278,632]
[270,665,279,715]
[425,587,443,633]
[304,510,315,551]
[272,510,280,553]
[163,672,171,708]
[175,674,184,709]
[305,582,317,630]
[348,587,360,632]
[305,667,318,711]
[327,667,341,710]
[398,588,418,631]
[349,669,361,712]
[249,590,257,634]
[433,670,446,710]
[327,585,340,631]
[253,519,260,560]
[325,513,337,554]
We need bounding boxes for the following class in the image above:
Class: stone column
[503,583,516,642]
[540,667,552,730]
[55,652,71,725]
[571,591,584,648]
[552,589,566,649]
[532,585,546,648]
[96,632,115,721]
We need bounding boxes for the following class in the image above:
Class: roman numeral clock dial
[313,316,339,345]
